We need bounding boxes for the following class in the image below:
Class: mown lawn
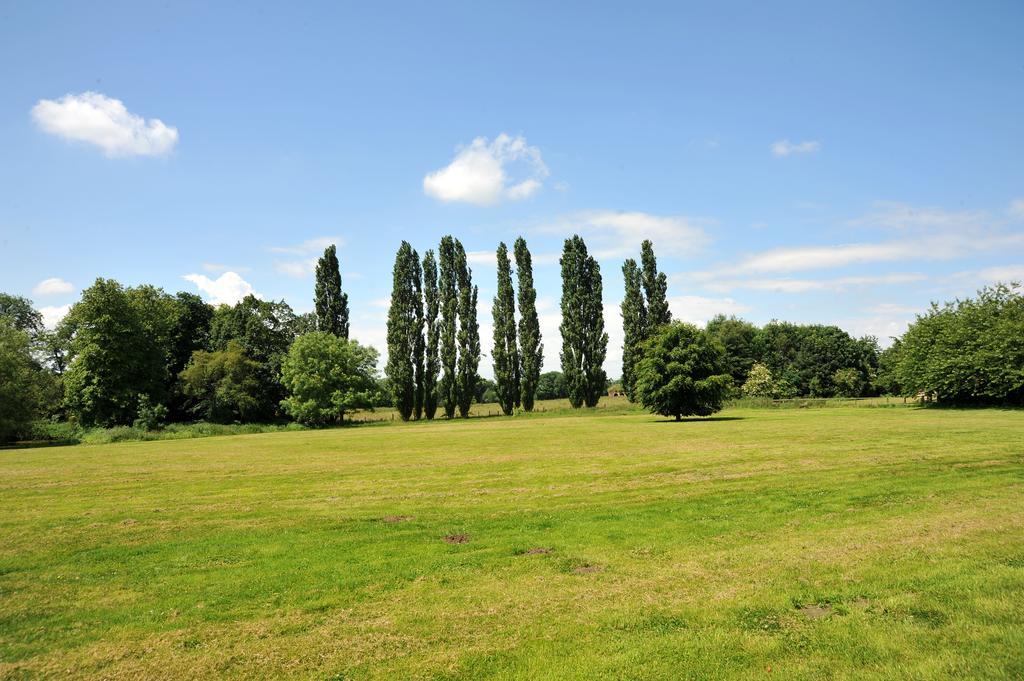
[1,404,1022,679]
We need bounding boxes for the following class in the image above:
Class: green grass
[1,402,1022,679]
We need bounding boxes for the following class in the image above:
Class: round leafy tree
[280,332,378,426]
[633,322,732,420]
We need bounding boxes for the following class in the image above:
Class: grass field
[1,403,1022,679]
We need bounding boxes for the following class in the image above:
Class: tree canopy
[633,322,733,420]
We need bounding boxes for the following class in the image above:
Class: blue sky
[2,1,1023,377]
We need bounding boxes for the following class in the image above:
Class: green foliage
[491,242,519,415]
[741,362,795,399]
[62,279,172,426]
[422,250,440,419]
[412,254,426,420]
[385,242,421,421]
[314,244,349,338]
[0,293,44,336]
[620,258,646,400]
[0,321,49,442]
[706,314,759,387]
[640,239,671,328]
[179,341,266,423]
[208,294,299,418]
[633,322,732,420]
[280,332,378,425]
[166,292,214,419]
[621,241,670,402]
[536,371,568,400]
[438,236,459,418]
[133,394,168,430]
[455,240,480,418]
[560,235,608,408]
[832,367,866,397]
[514,238,543,412]
[894,283,1024,404]
[753,321,876,397]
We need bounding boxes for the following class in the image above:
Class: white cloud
[540,210,710,260]
[32,277,74,296]
[771,139,821,156]
[669,296,751,325]
[182,271,258,306]
[850,201,988,232]
[423,134,549,205]
[698,273,927,294]
[39,304,71,329]
[202,262,250,274]
[269,236,343,278]
[274,257,318,278]
[466,250,497,266]
[269,236,343,255]
[1009,199,1024,221]
[31,92,178,157]
[976,264,1024,283]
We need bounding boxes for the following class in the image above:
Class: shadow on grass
[0,439,79,450]
[651,416,746,423]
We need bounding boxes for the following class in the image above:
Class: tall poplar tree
[455,240,480,417]
[514,237,543,412]
[385,242,418,421]
[560,235,608,408]
[620,258,646,400]
[641,240,671,328]
[621,240,670,401]
[491,242,519,415]
[411,254,425,420]
[438,236,459,418]
[422,250,440,419]
[314,244,349,338]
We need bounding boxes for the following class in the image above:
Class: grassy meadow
[1,402,1022,679]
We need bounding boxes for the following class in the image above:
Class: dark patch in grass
[798,603,832,620]
[525,547,552,555]
[572,564,603,574]
[737,607,783,633]
[443,534,469,544]
[380,515,412,523]
[905,607,949,627]
[1000,555,1024,568]
[603,612,687,633]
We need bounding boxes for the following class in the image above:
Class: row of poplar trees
[386,236,543,420]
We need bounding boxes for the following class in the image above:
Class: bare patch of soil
[798,604,832,620]
[443,534,469,544]
[572,564,603,574]
[525,547,551,555]
[380,515,412,523]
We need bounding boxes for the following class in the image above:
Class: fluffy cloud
[423,134,548,205]
[1009,199,1024,221]
[771,139,820,156]
[182,272,258,306]
[31,92,178,157]
[39,304,71,329]
[32,277,74,296]
[540,210,710,260]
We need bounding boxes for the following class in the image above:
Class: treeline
[3,234,1021,441]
